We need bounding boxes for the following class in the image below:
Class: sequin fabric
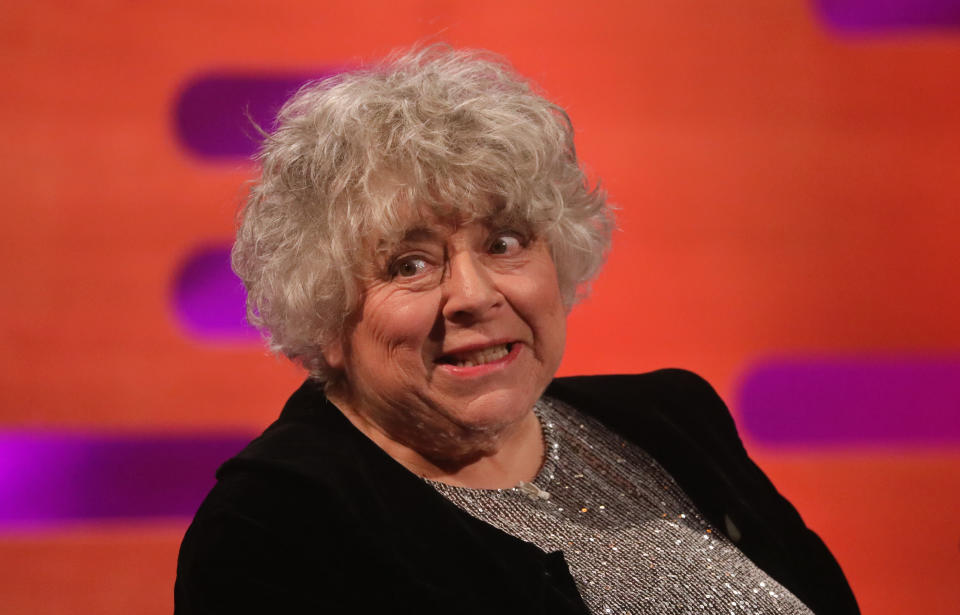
[428,397,814,615]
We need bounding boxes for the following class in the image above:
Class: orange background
[2,1,959,612]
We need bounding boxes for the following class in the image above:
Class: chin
[453,389,540,431]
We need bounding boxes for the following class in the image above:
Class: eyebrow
[374,225,446,255]
[398,226,444,243]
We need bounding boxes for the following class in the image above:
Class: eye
[488,232,524,256]
[391,255,429,278]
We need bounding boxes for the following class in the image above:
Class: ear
[322,338,346,370]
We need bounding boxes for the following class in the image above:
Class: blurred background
[2,1,958,612]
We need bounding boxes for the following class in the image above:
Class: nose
[441,252,502,322]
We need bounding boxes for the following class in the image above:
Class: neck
[421,411,545,489]
[327,391,545,489]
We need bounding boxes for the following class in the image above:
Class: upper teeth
[448,344,510,367]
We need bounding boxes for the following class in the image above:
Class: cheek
[541,299,567,363]
[354,290,441,359]
[530,260,566,317]
[536,269,568,351]
[510,262,567,352]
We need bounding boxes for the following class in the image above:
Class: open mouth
[437,343,514,368]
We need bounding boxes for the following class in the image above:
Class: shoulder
[545,369,742,454]
[184,378,428,538]
[217,378,402,491]
[547,368,723,407]
[175,380,409,613]
[545,369,753,537]
[546,370,859,614]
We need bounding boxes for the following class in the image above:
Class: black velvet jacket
[175,370,859,614]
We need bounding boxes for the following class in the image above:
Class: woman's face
[324,217,567,462]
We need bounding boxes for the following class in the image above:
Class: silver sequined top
[429,397,814,615]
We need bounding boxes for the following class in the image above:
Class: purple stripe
[173,70,340,159]
[0,432,251,525]
[171,244,259,340]
[737,358,960,446]
[813,0,960,31]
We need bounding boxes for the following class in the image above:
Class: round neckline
[424,397,560,498]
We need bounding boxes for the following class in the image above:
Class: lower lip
[436,343,522,378]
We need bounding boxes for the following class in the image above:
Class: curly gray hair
[232,45,614,383]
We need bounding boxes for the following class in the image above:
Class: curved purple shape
[173,70,339,159]
[814,0,960,31]
[0,432,251,526]
[172,244,258,340]
[737,358,960,446]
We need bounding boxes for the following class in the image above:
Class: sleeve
[173,470,364,615]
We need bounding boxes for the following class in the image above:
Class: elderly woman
[175,47,858,614]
